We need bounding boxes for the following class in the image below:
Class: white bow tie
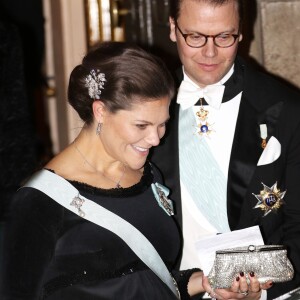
[177,80,225,110]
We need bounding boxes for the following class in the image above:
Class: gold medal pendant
[252,182,286,216]
[196,98,214,137]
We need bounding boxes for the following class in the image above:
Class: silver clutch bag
[208,245,294,289]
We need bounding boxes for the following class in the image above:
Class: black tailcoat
[150,56,300,299]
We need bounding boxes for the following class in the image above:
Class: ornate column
[249,0,300,89]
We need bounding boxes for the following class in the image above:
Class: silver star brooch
[252,182,286,217]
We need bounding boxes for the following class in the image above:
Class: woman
[0,42,267,299]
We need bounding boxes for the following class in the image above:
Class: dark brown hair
[68,42,175,125]
[170,0,244,26]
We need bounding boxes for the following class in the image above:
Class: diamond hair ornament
[85,69,106,99]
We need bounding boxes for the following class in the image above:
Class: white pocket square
[257,136,281,166]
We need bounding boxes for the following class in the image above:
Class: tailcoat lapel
[227,59,284,229]
[150,69,183,225]
[152,99,183,224]
[227,94,263,228]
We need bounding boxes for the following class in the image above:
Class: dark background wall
[0,0,50,220]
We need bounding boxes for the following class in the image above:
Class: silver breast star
[252,182,286,217]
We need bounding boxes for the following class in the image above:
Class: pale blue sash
[24,170,180,298]
[179,107,231,233]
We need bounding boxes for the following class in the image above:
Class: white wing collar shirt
[177,71,228,110]
[177,65,243,270]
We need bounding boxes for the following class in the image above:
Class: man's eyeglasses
[175,21,240,48]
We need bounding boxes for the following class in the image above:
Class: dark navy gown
[0,162,185,299]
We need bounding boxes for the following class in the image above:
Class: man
[150,0,300,299]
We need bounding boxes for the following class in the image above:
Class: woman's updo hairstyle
[68,41,175,125]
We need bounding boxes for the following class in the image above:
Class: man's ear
[92,100,106,123]
[238,33,243,42]
[169,17,177,42]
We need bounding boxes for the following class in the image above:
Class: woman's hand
[202,272,273,300]
[230,272,273,299]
